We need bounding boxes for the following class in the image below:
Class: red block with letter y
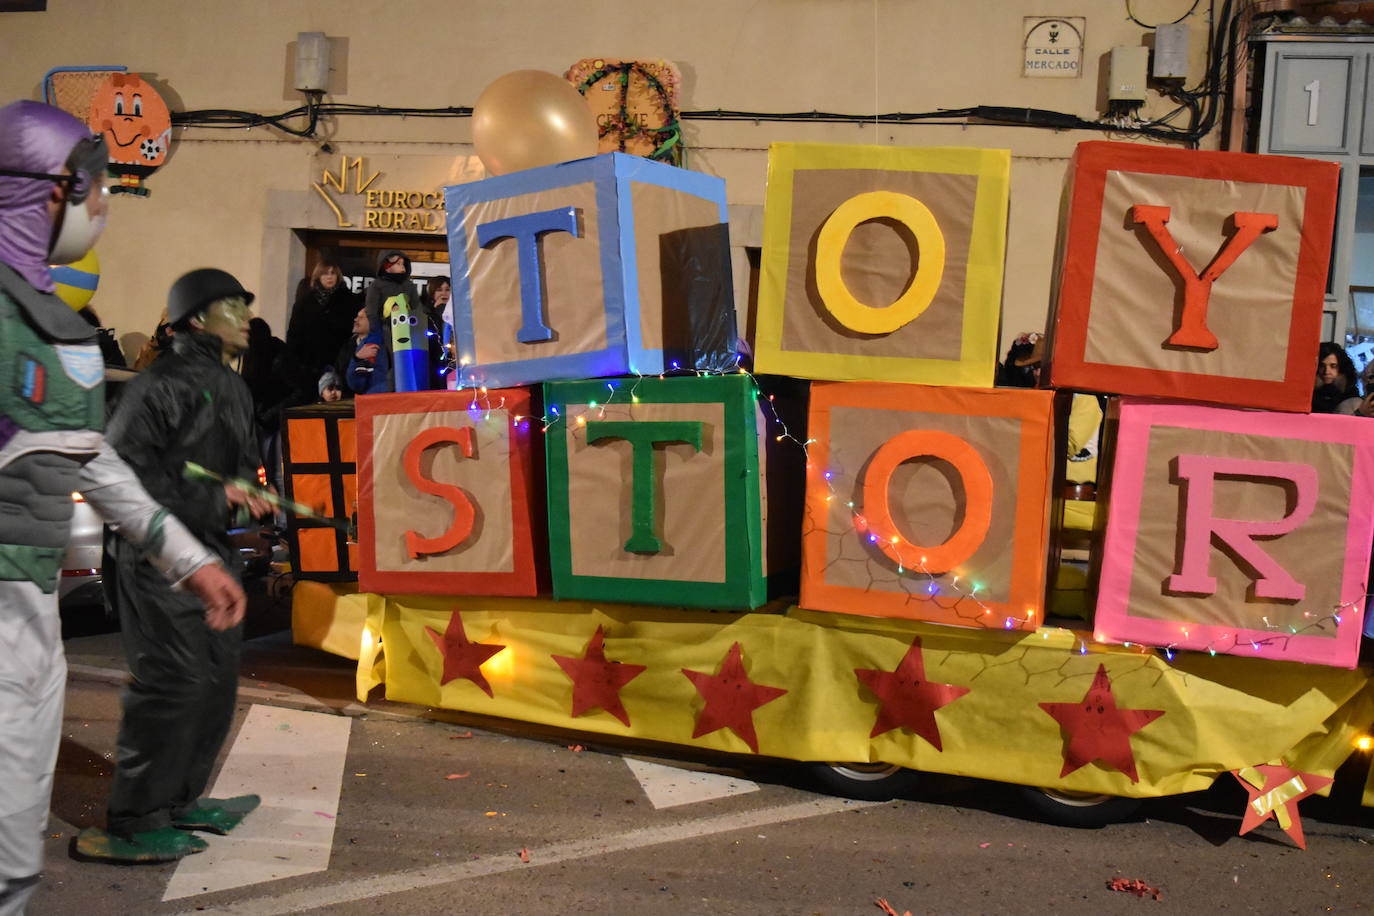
[1045,141,1338,412]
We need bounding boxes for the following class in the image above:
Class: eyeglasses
[0,134,108,204]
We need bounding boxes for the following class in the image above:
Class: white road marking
[624,756,759,808]
[173,796,877,915]
[162,704,352,901]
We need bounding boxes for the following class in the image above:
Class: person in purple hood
[0,101,246,908]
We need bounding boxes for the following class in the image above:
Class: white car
[58,491,105,610]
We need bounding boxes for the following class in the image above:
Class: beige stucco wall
[0,0,1218,358]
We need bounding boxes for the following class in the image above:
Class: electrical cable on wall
[1125,0,1203,29]
[171,0,1235,149]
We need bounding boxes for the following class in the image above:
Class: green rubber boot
[74,826,208,863]
[173,794,261,835]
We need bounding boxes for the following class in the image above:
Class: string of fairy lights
[438,355,1361,665]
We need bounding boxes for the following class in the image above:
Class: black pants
[105,550,242,837]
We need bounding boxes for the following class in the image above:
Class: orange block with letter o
[357,389,544,595]
[800,382,1054,629]
[1046,141,1338,412]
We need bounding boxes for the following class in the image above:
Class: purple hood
[0,101,94,291]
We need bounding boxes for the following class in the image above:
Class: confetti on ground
[519,847,530,863]
[451,732,474,739]
[978,843,990,849]
[875,899,912,916]
[353,773,367,777]
[446,773,470,780]
[567,744,586,752]
[1107,877,1162,900]
[314,811,336,819]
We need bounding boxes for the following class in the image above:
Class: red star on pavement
[854,638,970,748]
[1231,761,1333,850]
[425,610,506,697]
[682,642,787,754]
[551,627,646,726]
[1039,663,1163,782]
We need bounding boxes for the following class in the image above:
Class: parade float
[280,90,1374,846]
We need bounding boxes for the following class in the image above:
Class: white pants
[0,581,64,916]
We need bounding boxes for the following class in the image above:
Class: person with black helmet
[0,101,245,909]
[76,267,270,864]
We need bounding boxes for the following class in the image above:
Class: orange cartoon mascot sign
[87,72,172,196]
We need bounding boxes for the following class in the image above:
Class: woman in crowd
[425,274,452,389]
[1312,341,1362,414]
[286,260,360,380]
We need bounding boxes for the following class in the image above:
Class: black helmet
[167,268,255,328]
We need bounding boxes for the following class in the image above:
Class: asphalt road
[38,604,1374,915]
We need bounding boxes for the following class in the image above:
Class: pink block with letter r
[1095,399,1374,668]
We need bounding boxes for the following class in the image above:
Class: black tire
[1014,785,1143,827]
[805,762,920,801]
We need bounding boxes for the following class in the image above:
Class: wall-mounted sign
[312,155,484,233]
[1024,16,1084,79]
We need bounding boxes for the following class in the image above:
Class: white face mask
[48,188,107,265]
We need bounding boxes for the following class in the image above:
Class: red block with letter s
[357,389,545,595]
[1045,141,1338,411]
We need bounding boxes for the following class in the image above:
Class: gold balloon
[472,70,599,176]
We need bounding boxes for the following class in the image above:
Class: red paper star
[854,638,970,748]
[1039,664,1163,782]
[682,642,787,753]
[551,627,646,726]
[425,610,505,697]
[1231,761,1333,850]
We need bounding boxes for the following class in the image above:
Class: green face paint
[195,296,252,358]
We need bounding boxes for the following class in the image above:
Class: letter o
[814,191,946,335]
[860,429,992,573]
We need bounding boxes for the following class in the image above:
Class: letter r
[1167,454,1317,601]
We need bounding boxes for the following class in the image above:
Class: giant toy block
[1046,141,1339,412]
[1095,400,1374,667]
[444,152,735,389]
[282,403,358,582]
[543,374,803,609]
[800,382,1055,629]
[356,389,544,596]
[753,143,1010,387]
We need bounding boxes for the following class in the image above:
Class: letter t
[476,206,580,344]
[586,420,704,554]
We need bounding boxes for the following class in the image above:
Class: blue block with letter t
[444,152,736,389]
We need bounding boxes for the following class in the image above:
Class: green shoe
[173,794,261,834]
[74,826,208,863]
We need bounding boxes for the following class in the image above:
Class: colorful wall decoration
[544,374,804,610]
[801,382,1054,629]
[356,389,545,596]
[444,152,735,390]
[753,143,1010,387]
[86,71,172,196]
[565,58,682,165]
[282,404,358,582]
[1045,141,1339,412]
[1095,400,1374,668]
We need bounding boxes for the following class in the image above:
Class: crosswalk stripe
[171,797,876,915]
[162,704,352,901]
[624,757,759,808]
